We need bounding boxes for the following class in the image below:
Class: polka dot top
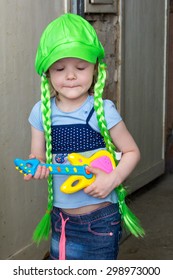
[51,108,105,153]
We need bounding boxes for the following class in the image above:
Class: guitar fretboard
[14,158,93,179]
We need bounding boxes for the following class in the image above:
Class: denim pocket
[88,212,121,237]
[110,210,121,225]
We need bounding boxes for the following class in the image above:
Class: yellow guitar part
[60,150,116,194]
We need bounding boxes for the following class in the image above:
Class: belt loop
[59,212,69,260]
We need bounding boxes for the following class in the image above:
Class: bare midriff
[62,201,111,215]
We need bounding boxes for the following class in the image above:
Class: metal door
[120,0,168,191]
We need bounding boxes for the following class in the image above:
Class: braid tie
[32,75,54,244]
[94,62,145,238]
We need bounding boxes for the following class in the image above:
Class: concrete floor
[118,173,173,260]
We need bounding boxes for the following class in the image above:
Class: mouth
[64,85,79,88]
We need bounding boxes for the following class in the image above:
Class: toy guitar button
[85,169,91,175]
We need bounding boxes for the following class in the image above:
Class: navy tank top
[51,107,106,154]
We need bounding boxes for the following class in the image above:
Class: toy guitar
[14,150,116,194]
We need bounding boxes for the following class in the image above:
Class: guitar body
[61,150,116,193]
[14,150,116,194]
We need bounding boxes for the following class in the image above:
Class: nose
[66,70,77,80]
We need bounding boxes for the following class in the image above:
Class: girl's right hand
[24,154,50,181]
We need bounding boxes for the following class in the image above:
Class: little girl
[25,13,142,260]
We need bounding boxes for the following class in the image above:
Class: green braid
[94,62,145,237]
[32,74,54,244]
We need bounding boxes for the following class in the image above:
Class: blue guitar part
[14,158,93,179]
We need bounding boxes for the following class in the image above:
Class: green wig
[33,13,144,244]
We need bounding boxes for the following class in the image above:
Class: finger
[39,166,46,179]
[45,167,50,178]
[34,165,42,179]
[34,165,50,179]
[85,166,100,175]
[83,184,93,194]
[29,154,36,159]
[84,184,97,194]
[86,189,101,198]
[84,184,105,198]
[39,166,49,179]
[24,174,33,181]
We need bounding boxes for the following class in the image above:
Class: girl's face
[49,58,95,102]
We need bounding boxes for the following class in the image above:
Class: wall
[0,0,65,260]
[86,14,119,105]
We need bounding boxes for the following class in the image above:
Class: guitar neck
[14,157,93,179]
[42,163,92,178]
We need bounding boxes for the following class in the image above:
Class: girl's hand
[84,166,121,199]
[24,154,50,181]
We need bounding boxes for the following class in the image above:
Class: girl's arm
[24,126,50,181]
[84,120,140,198]
[109,120,141,184]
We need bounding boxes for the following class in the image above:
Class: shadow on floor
[118,173,173,260]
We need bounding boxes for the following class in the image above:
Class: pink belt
[59,212,69,260]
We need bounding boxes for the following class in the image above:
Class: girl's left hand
[84,166,120,199]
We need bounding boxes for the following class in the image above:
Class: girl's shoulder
[28,97,55,131]
[88,95,119,112]
[31,97,55,110]
[88,96,122,131]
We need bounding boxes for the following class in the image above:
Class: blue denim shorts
[49,203,122,260]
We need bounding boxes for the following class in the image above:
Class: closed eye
[77,67,86,71]
[56,68,64,71]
